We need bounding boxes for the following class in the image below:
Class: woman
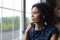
[23,3,59,40]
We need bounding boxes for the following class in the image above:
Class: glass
[2,9,21,40]
[41,0,46,3]
[2,9,14,40]
[14,0,22,11]
[0,0,22,40]
[14,11,20,40]
[3,0,14,9]
[26,0,40,27]
[0,0,2,7]
[0,8,1,40]
[3,0,22,11]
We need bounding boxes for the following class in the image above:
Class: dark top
[23,26,58,40]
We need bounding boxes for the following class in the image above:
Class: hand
[25,23,34,33]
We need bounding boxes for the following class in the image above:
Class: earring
[44,22,47,25]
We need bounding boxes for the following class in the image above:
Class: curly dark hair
[32,3,56,26]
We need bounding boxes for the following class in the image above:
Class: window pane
[3,0,22,11]
[26,13,31,27]
[3,0,14,9]
[2,9,21,40]
[26,0,40,13]
[0,8,1,40]
[41,0,46,3]
[2,19,12,40]
[2,9,14,40]
[14,11,20,40]
[15,0,22,11]
[0,0,22,40]
[26,0,40,27]
[0,0,2,7]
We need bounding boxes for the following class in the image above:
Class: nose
[31,14,34,17]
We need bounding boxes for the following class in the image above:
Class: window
[3,0,14,9]
[3,0,21,11]
[0,0,22,40]
[0,8,1,40]
[41,0,46,3]
[26,0,41,28]
[0,0,2,7]
[2,9,14,40]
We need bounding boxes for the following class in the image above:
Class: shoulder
[46,26,58,31]
[46,26,59,36]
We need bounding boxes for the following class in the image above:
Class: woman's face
[31,7,42,23]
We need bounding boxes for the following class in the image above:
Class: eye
[34,12,37,14]
[31,12,37,14]
[34,11,39,14]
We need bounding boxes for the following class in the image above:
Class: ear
[42,15,47,25]
[43,16,45,19]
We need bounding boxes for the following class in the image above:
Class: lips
[32,18,35,21]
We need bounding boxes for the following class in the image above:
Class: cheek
[34,14,41,20]
[34,14,38,17]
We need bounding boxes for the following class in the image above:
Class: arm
[50,33,59,40]
[23,32,29,40]
[23,23,33,40]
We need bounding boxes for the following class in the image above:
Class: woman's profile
[23,3,59,40]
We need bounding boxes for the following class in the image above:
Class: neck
[34,23,44,31]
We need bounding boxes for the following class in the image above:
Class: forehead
[32,7,40,12]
